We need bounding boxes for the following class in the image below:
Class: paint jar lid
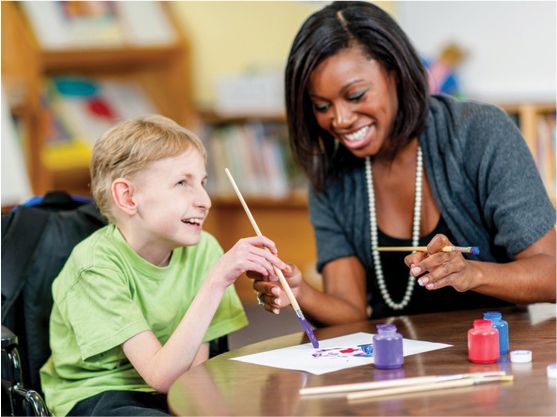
[483,311,502,320]
[510,350,532,363]
[547,363,557,379]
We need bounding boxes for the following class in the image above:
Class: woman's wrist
[467,260,486,291]
[296,278,315,306]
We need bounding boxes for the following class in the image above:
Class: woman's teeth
[344,126,369,142]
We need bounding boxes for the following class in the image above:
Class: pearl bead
[366,146,423,311]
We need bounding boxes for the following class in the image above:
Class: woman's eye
[348,90,367,102]
[313,102,330,113]
[177,180,186,187]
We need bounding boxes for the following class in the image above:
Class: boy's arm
[122,277,225,393]
[123,235,286,393]
[192,343,210,367]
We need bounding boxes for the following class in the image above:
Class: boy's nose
[196,187,212,211]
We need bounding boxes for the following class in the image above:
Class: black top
[370,215,509,319]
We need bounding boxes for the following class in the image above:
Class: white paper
[231,332,451,375]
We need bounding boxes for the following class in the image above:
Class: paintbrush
[299,371,506,396]
[347,374,513,401]
[224,168,319,348]
[376,246,480,254]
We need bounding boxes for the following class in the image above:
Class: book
[204,121,297,198]
[2,94,32,206]
[42,76,156,170]
[21,1,176,50]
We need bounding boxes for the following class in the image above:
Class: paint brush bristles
[224,168,319,348]
[376,246,480,255]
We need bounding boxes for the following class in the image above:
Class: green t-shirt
[39,224,248,416]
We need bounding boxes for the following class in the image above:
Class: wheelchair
[1,191,228,416]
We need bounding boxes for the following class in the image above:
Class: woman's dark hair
[285,1,429,192]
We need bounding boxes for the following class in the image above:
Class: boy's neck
[116,223,174,267]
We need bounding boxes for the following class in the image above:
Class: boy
[39,115,287,416]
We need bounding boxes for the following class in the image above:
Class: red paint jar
[468,319,500,364]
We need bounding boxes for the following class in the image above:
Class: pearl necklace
[365,146,423,310]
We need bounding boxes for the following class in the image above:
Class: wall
[172,1,554,108]
[170,1,322,109]
[395,1,556,102]
[170,2,395,110]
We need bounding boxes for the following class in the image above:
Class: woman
[253,1,555,322]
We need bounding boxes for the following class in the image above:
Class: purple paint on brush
[296,313,319,348]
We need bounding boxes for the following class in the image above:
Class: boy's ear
[112,178,137,216]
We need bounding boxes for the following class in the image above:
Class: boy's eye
[312,102,330,113]
[176,180,187,187]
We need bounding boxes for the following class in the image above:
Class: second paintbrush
[376,246,480,255]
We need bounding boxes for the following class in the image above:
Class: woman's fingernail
[426,283,434,290]
[274,298,280,306]
[411,266,421,276]
[418,277,429,286]
[273,309,280,315]
[271,287,280,296]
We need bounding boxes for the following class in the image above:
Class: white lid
[547,363,557,379]
[510,350,532,363]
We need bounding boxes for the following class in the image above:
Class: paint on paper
[312,343,373,358]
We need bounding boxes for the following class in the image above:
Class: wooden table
[168,304,556,416]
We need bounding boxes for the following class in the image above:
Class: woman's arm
[405,229,556,303]
[253,256,369,326]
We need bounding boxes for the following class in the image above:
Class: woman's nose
[332,105,356,129]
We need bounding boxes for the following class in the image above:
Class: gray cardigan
[310,95,555,272]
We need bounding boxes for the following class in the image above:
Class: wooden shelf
[2,2,194,196]
[41,44,185,72]
[198,110,286,125]
[498,102,556,204]
[211,192,307,209]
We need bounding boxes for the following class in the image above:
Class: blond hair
[90,115,206,223]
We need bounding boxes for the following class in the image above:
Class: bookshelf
[499,102,556,203]
[1,2,195,196]
[198,112,321,301]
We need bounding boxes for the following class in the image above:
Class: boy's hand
[248,263,302,314]
[211,236,288,289]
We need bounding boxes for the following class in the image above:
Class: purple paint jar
[373,323,404,369]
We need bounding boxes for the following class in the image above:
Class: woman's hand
[247,263,303,314]
[211,236,287,290]
[404,234,480,292]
